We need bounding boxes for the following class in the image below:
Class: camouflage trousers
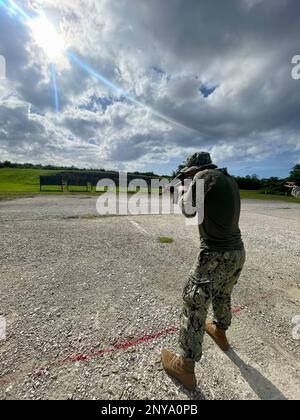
[179,248,246,362]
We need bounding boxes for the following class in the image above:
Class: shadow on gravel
[226,349,287,400]
[180,386,206,401]
[165,377,206,400]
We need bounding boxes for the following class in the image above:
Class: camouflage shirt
[292,186,300,199]
[180,168,244,251]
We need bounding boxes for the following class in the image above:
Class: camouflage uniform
[177,152,245,362]
[179,248,246,362]
[292,186,300,199]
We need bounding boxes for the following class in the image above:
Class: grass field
[239,189,300,202]
[0,168,60,200]
[0,168,299,203]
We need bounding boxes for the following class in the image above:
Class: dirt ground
[0,195,299,400]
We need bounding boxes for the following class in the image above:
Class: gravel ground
[0,195,299,400]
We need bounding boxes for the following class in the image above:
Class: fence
[39,172,156,192]
[40,175,63,191]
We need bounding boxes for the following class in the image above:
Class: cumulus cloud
[0,0,299,175]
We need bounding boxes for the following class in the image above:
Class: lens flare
[28,12,64,62]
[50,63,60,112]
[67,51,189,129]
[0,0,197,131]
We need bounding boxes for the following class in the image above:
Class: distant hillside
[0,168,166,199]
[0,168,59,198]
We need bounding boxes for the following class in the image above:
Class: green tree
[289,164,300,183]
[171,162,186,177]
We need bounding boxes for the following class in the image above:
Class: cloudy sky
[0,0,299,177]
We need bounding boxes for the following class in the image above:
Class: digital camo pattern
[179,249,246,362]
[292,186,300,198]
[185,152,212,168]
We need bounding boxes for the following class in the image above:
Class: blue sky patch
[199,84,218,98]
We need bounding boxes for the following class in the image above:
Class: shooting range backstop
[39,172,156,192]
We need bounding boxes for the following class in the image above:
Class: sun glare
[29,12,64,62]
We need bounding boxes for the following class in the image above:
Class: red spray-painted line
[0,292,276,386]
[56,326,179,366]
[0,378,10,386]
[231,306,242,315]
[231,291,275,316]
[68,326,179,363]
[0,326,179,385]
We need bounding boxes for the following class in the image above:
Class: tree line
[1,160,299,195]
[172,164,300,196]
[0,161,161,178]
[235,165,299,195]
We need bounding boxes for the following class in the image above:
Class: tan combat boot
[205,321,230,351]
[161,348,197,391]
